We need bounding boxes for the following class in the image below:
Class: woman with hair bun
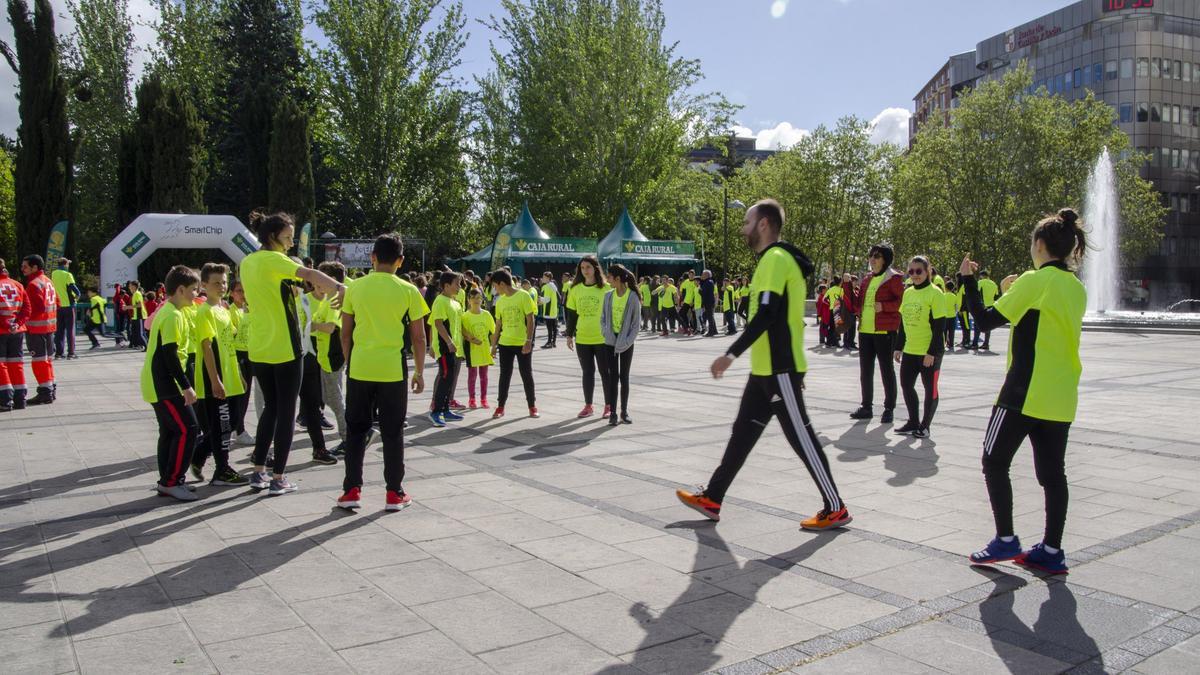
[599,264,641,426]
[963,207,1088,575]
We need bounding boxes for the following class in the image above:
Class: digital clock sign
[1102,0,1154,11]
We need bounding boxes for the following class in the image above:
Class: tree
[268,96,314,226]
[893,63,1164,277]
[3,0,73,259]
[315,0,473,251]
[0,147,15,259]
[151,0,224,117]
[731,118,897,279]
[150,83,206,213]
[476,0,733,237]
[66,0,134,259]
[209,0,306,219]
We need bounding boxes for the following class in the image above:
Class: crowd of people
[0,199,1090,575]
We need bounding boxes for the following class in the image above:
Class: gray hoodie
[600,288,641,353]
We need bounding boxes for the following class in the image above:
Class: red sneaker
[601,405,612,418]
[337,487,361,510]
[385,490,412,512]
[481,399,490,409]
[577,404,594,418]
[468,398,478,409]
[492,406,505,419]
[450,399,467,411]
[529,406,540,418]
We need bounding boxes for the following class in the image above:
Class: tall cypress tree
[150,84,206,213]
[268,96,314,226]
[133,73,163,215]
[4,0,73,258]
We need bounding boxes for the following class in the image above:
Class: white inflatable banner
[100,214,260,291]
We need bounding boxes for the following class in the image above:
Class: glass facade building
[912,0,1200,303]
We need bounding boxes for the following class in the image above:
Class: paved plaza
[1,326,1199,674]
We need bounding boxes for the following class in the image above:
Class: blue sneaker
[968,536,1022,565]
[428,411,446,427]
[442,410,464,421]
[1014,543,1069,575]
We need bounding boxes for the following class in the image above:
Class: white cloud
[732,121,810,151]
[770,0,789,19]
[867,107,911,147]
[0,0,161,137]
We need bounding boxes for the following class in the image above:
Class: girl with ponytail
[960,207,1088,575]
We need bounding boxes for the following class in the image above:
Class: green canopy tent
[597,207,699,276]
[454,203,596,278]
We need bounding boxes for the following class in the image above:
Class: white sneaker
[236,431,255,446]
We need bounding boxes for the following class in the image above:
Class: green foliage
[5,0,73,259]
[730,118,897,279]
[315,0,473,254]
[150,84,207,213]
[151,0,224,117]
[0,147,15,260]
[268,96,315,227]
[209,0,307,219]
[893,63,1165,277]
[476,0,734,238]
[65,0,134,263]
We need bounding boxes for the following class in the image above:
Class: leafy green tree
[65,0,134,260]
[268,96,314,227]
[477,0,733,237]
[151,0,224,117]
[150,83,207,213]
[3,0,73,259]
[893,63,1164,277]
[209,0,306,218]
[315,0,472,252]
[0,146,16,259]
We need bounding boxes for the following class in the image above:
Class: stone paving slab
[1,328,1199,673]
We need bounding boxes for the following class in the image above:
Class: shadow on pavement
[0,457,151,511]
[601,522,842,674]
[974,569,1101,672]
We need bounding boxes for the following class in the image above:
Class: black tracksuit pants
[194,397,234,474]
[152,395,198,487]
[433,349,462,414]
[858,332,897,411]
[899,353,941,429]
[603,345,633,414]
[299,353,328,454]
[252,358,303,474]
[343,378,408,493]
[575,342,611,407]
[706,373,842,512]
[981,406,1071,550]
[497,345,535,407]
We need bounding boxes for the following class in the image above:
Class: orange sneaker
[800,508,852,531]
[675,488,721,521]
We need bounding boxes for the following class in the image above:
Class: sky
[2,0,1070,148]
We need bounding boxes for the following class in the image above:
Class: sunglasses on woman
[907,268,926,276]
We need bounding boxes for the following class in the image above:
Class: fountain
[1079,148,1200,332]
[1082,148,1119,313]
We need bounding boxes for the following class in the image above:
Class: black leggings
[899,353,941,428]
[604,345,633,413]
[299,353,327,454]
[194,397,234,473]
[858,332,897,410]
[543,319,558,345]
[234,351,253,434]
[252,358,302,474]
[981,406,1071,549]
[706,373,842,512]
[497,345,535,407]
[575,342,612,406]
[152,396,198,487]
[959,312,971,346]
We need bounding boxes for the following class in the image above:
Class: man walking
[675,200,850,531]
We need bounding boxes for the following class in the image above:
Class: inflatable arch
[100,214,260,291]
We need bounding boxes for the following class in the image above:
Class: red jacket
[850,270,903,332]
[24,272,58,334]
[0,272,30,334]
[816,291,831,322]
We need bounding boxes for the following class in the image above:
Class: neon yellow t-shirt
[980,278,1000,308]
[239,250,302,364]
[51,269,76,307]
[131,290,146,319]
[312,296,342,372]
[659,284,676,310]
[461,309,496,366]
[567,283,610,345]
[193,302,245,399]
[340,271,429,382]
[541,283,559,317]
[429,294,464,358]
[747,246,807,375]
[495,290,536,347]
[140,302,189,403]
[638,283,651,305]
[89,296,106,324]
[860,275,886,334]
[610,288,630,334]
[231,306,251,352]
[899,284,947,356]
